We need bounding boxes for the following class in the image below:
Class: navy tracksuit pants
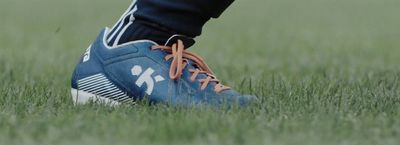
[135,0,234,37]
[106,0,234,46]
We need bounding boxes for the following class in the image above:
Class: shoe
[70,28,257,107]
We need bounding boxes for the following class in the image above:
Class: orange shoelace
[151,40,230,93]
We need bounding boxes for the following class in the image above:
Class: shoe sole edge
[70,88,121,106]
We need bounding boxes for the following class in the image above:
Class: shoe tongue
[165,35,195,48]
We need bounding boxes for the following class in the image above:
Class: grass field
[1,0,400,144]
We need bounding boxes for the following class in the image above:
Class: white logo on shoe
[83,45,92,62]
[131,65,165,95]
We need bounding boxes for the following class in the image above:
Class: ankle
[107,19,175,46]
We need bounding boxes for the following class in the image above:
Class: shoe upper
[71,28,256,107]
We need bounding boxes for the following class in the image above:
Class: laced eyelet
[151,40,230,93]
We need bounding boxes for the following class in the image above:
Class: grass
[1,0,400,144]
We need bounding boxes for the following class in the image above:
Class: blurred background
[2,0,400,83]
[1,0,400,144]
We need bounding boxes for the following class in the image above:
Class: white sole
[70,88,121,106]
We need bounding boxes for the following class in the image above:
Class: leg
[107,0,234,46]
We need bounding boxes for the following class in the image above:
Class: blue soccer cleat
[71,29,257,107]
